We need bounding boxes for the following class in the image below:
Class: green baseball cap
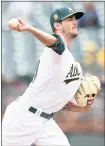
[50,7,84,30]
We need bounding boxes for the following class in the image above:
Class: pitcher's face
[61,16,78,38]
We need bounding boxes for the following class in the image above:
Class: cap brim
[61,12,84,20]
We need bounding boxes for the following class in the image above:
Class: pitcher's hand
[17,18,31,32]
[9,18,31,32]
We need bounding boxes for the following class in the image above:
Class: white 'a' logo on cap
[67,7,73,12]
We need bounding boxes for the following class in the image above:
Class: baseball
[8,18,19,29]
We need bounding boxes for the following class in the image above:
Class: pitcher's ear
[54,22,62,30]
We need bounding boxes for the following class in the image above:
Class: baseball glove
[75,74,101,107]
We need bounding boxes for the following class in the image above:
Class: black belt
[28,106,53,120]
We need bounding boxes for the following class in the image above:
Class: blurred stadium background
[1,1,104,146]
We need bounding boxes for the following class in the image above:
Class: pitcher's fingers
[17,24,23,32]
[17,17,25,25]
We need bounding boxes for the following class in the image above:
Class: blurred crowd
[1,1,104,144]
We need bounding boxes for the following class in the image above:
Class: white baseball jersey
[17,34,83,114]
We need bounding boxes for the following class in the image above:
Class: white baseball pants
[2,101,70,146]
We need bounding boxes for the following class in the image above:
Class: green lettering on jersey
[64,64,80,84]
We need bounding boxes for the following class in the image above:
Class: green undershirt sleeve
[47,34,65,55]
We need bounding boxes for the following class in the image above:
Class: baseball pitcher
[2,7,101,146]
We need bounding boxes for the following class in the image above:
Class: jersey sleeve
[47,34,65,55]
